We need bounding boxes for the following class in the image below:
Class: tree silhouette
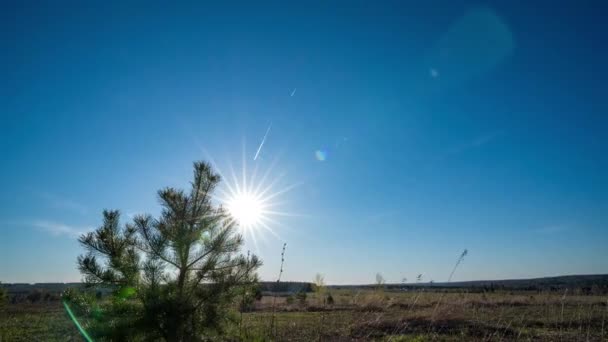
[74,161,261,341]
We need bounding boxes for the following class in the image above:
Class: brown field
[1,288,607,341]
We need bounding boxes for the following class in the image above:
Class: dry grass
[243,290,607,341]
[1,289,606,341]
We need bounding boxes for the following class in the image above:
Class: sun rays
[201,144,300,252]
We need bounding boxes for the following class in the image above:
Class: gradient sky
[1,1,607,284]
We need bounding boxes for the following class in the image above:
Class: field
[1,287,607,341]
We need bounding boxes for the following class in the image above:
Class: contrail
[253,123,272,161]
[290,88,297,97]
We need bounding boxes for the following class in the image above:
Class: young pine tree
[75,161,261,341]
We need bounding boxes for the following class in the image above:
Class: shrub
[326,293,334,306]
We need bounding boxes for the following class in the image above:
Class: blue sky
[1,1,607,284]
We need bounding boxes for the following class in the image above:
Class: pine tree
[73,161,262,341]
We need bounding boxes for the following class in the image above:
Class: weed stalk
[269,242,287,338]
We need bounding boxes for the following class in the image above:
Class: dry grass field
[241,290,607,341]
[2,288,606,341]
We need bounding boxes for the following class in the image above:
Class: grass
[244,290,607,341]
[0,302,80,341]
[1,289,606,341]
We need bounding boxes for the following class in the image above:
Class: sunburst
[204,146,299,250]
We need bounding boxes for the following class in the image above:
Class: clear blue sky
[1,1,606,284]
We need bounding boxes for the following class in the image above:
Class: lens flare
[63,301,94,342]
[315,149,328,161]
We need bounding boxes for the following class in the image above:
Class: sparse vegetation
[3,284,608,341]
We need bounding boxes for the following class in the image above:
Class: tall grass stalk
[417,249,470,337]
[601,299,607,339]
[559,288,567,340]
[430,249,468,321]
[447,249,468,283]
[269,242,287,338]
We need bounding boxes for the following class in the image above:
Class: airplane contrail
[290,88,297,97]
[253,123,272,161]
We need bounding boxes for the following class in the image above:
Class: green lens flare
[118,286,136,299]
[63,300,94,342]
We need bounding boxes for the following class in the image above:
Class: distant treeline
[3,274,608,296]
[258,281,313,294]
[330,274,608,295]
[1,281,315,297]
[1,282,83,295]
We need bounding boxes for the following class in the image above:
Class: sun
[203,146,300,249]
[226,192,264,228]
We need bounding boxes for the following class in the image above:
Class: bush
[326,293,334,306]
